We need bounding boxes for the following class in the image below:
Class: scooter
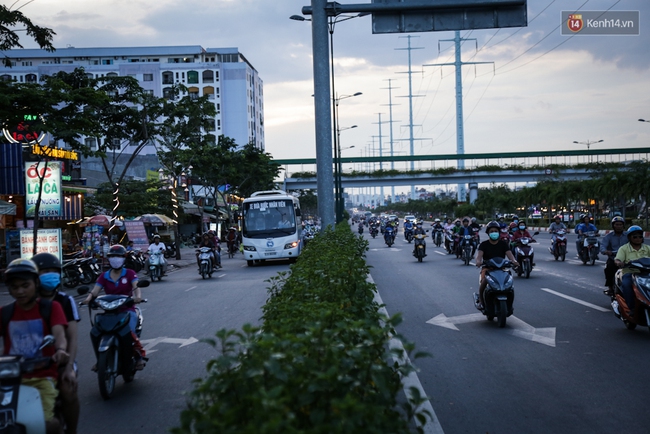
[0,336,60,433]
[432,228,444,247]
[579,231,600,265]
[413,233,428,262]
[384,225,395,247]
[473,257,515,328]
[164,242,177,259]
[460,234,475,266]
[197,247,214,279]
[445,230,455,254]
[514,232,539,278]
[358,224,364,235]
[404,227,414,243]
[550,229,567,261]
[85,281,149,400]
[148,250,165,281]
[369,224,379,238]
[611,258,650,331]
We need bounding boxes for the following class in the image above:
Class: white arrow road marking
[427,313,556,347]
[140,336,199,353]
[540,288,609,312]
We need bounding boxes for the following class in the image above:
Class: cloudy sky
[16,0,650,168]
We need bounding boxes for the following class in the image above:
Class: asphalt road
[363,229,650,434]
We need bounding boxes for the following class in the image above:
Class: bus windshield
[243,199,296,239]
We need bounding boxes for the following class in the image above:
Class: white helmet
[434,218,441,222]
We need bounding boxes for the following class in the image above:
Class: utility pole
[396,35,424,200]
[373,113,390,206]
[424,30,494,203]
[381,78,400,204]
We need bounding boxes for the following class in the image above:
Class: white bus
[241,190,302,266]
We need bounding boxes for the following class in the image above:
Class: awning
[0,200,16,215]
[182,203,227,220]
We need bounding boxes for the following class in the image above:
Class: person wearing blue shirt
[600,216,627,294]
[575,214,598,257]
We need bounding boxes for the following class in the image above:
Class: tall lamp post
[336,135,356,221]
[334,93,361,222]
[573,139,603,163]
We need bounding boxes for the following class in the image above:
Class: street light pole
[334,92,361,222]
[336,127,356,221]
[573,139,603,163]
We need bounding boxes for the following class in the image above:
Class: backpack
[1,299,53,335]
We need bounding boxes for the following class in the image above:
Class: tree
[0,4,55,67]
[84,179,172,218]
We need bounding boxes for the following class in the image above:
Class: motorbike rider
[614,225,650,315]
[32,253,81,434]
[207,230,222,268]
[575,214,598,258]
[413,221,427,257]
[548,215,567,252]
[508,215,520,235]
[404,219,414,240]
[147,234,168,275]
[196,233,219,271]
[601,216,627,295]
[456,218,477,257]
[2,258,70,434]
[432,218,444,231]
[475,221,519,310]
[470,217,481,240]
[512,220,534,243]
[82,245,146,370]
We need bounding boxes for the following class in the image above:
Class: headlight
[284,241,299,249]
[504,274,514,289]
[243,245,256,251]
[97,298,127,311]
[635,275,650,291]
[0,361,20,379]
[486,275,497,287]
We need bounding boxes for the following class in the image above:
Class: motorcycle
[126,249,146,272]
[550,229,567,261]
[384,226,395,247]
[85,281,149,399]
[197,247,214,279]
[62,257,84,289]
[358,224,364,235]
[445,230,455,254]
[460,234,475,266]
[433,228,444,247]
[611,258,650,331]
[404,227,414,243]
[303,229,315,247]
[413,233,428,262]
[78,257,101,285]
[0,335,61,433]
[579,231,600,265]
[369,224,379,238]
[148,250,165,281]
[514,232,539,279]
[164,242,177,259]
[473,257,515,328]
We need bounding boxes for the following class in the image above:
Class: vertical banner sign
[25,161,61,218]
[123,221,150,252]
[19,228,62,259]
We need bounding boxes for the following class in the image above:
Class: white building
[0,45,264,154]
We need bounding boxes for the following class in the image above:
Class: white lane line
[185,285,197,292]
[369,275,444,434]
[218,274,226,278]
[435,251,446,256]
[540,288,609,312]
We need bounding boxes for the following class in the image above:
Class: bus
[241,190,302,266]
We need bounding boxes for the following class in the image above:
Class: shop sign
[25,161,61,218]
[19,228,62,259]
[3,114,46,145]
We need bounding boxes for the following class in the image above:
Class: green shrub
[173,224,429,434]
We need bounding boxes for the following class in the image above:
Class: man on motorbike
[207,230,222,268]
[196,233,219,271]
[548,215,567,252]
[404,219,414,240]
[2,259,70,434]
[575,214,598,258]
[601,216,627,295]
[147,234,167,275]
[456,218,477,257]
[475,221,519,309]
[83,245,146,370]
[413,222,427,257]
[32,253,81,434]
[614,226,650,315]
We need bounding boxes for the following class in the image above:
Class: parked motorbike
[473,257,515,328]
[0,335,61,433]
[404,227,414,243]
[433,228,444,247]
[413,233,427,262]
[550,229,567,261]
[164,242,177,259]
[125,249,146,272]
[197,247,214,279]
[85,281,149,400]
[384,226,395,247]
[148,251,165,281]
[579,231,600,265]
[78,257,101,285]
[514,232,539,278]
[62,258,84,289]
[611,258,650,331]
[303,229,315,247]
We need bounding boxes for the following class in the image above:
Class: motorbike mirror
[39,335,55,350]
[533,231,540,236]
[137,280,151,288]
[76,286,90,296]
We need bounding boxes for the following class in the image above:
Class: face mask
[109,257,125,269]
[513,220,519,224]
[39,272,61,293]
[519,225,526,230]
[489,232,500,240]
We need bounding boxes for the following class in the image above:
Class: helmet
[627,225,643,239]
[579,214,586,220]
[512,215,519,220]
[518,221,527,228]
[4,258,40,282]
[107,245,127,257]
[434,218,440,223]
[554,215,562,220]
[32,253,62,272]
[462,217,469,223]
[485,221,500,233]
[611,216,625,227]
[153,234,161,239]
[471,217,476,223]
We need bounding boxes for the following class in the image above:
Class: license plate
[264,251,277,256]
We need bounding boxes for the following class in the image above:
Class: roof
[1,46,207,59]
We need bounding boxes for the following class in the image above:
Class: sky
[14,0,650,172]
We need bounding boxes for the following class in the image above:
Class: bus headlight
[284,241,299,249]
[243,245,256,251]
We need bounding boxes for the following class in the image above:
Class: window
[101,59,113,65]
[162,71,173,85]
[202,70,214,83]
[21,61,32,67]
[188,87,199,100]
[106,72,118,77]
[108,139,121,150]
[215,71,219,81]
[85,138,97,150]
[205,119,215,132]
[163,87,174,100]
[143,73,153,81]
[85,73,94,79]
[0,74,11,82]
[25,74,37,83]
[203,86,214,99]
[187,71,198,84]
[144,89,154,96]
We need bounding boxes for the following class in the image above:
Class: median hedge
[173,224,429,434]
